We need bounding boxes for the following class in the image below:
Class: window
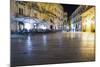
[19,8,23,15]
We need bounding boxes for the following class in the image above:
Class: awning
[11,16,41,24]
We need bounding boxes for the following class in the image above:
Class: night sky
[61,4,79,17]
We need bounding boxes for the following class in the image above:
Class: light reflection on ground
[11,32,95,66]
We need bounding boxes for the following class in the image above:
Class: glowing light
[25,23,31,30]
[86,18,91,26]
[71,24,73,30]
[39,24,47,30]
[42,26,47,30]
[33,24,36,25]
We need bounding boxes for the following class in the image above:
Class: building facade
[70,5,93,32]
[10,0,17,33]
[63,12,68,31]
[11,1,64,33]
[81,7,95,32]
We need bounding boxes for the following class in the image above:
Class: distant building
[63,12,68,31]
[70,5,93,32]
[67,17,72,31]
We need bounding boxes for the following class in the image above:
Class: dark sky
[61,4,79,17]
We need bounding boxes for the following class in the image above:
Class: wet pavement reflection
[11,32,95,66]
